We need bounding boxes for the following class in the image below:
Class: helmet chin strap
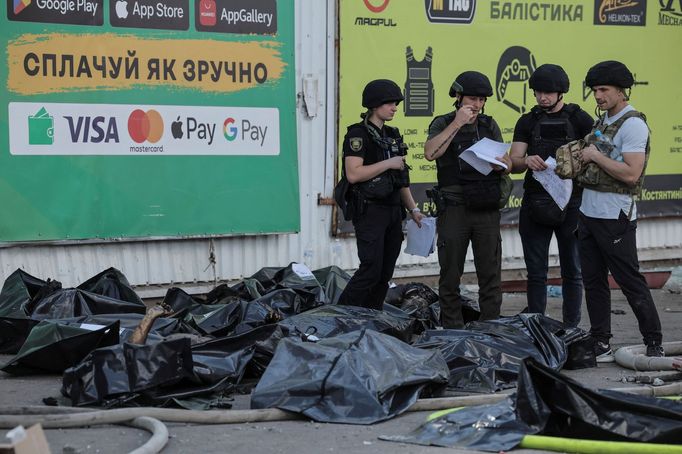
[539,93,563,112]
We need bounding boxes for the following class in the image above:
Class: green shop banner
[1,0,298,242]
[339,0,682,228]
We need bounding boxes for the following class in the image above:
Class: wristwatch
[410,207,421,214]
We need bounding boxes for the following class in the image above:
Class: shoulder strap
[530,105,545,119]
[428,111,456,131]
[604,110,647,135]
[477,113,492,128]
[384,125,401,139]
[562,103,579,116]
[612,110,646,128]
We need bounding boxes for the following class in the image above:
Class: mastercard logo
[128,109,164,143]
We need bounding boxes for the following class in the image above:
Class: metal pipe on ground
[615,341,682,371]
[2,379,681,430]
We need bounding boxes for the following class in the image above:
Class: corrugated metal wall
[1,0,680,291]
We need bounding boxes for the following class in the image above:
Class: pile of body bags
[0,263,595,424]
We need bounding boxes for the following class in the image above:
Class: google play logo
[14,0,31,14]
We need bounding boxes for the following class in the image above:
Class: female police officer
[337,79,424,310]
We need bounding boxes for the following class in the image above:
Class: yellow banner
[8,33,284,95]
[339,0,682,182]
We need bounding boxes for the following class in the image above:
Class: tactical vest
[433,112,499,187]
[363,120,410,188]
[525,104,580,193]
[577,110,649,196]
[345,120,407,204]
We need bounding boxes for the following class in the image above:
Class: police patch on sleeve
[349,137,363,152]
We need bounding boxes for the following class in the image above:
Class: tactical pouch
[357,172,394,200]
[426,187,446,217]
[462,180,501,211]
[555,138,586,179]
[499,174,513,209]
[333,176,354,221]
[576,163,601,187]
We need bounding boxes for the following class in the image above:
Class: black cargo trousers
[337,202,404,310]
[436,195,502,328]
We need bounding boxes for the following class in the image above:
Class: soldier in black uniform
[424,71,512,328]
[337,79,424,310]
[509,64,594,327]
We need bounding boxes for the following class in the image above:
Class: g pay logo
[223,117,238,141]
[128,109,164,143]
[14,0,31,14]
[223,117,269,146]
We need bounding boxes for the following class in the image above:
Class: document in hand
[404,217,436,257]
[459,138,510,175]
[532,157,573,209]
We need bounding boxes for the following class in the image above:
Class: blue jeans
[519,194,582,327]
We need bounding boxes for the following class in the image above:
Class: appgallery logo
[14,0,31,14]
[223,117,237,141]
[128,109,164,143]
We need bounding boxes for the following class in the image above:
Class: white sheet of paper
[404,217,436,257]
[292,262,316,280]
[459,138,510,175]
[532,157,573,209]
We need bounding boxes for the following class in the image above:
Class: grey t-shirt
[580,105,648,220]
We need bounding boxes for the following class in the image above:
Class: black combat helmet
[529,64,570,93]
[362,79,404,108]
[585,60,634,89]
[449,71,493,97]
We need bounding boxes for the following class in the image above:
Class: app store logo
[115,0,128,18]
[110,0,189,30]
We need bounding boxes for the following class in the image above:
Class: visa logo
[64,116,120,143]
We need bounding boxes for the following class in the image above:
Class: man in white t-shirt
[578,60,663,363]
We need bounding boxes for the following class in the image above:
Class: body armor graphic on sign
[404,46,434,117]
